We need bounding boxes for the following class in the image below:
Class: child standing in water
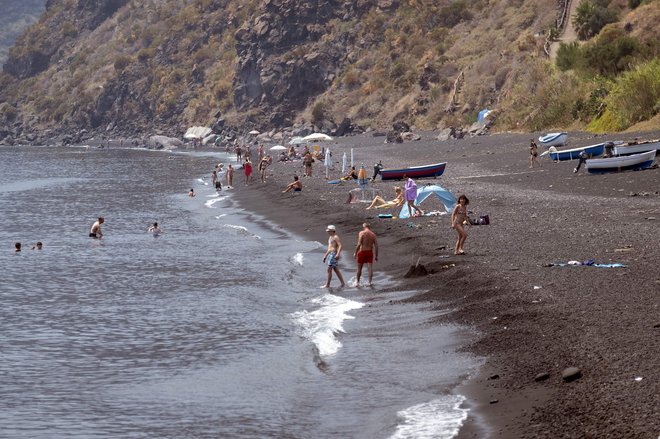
[451,195,470,255]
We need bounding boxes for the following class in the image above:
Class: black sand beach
[232,130,660,438]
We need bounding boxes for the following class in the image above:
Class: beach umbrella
[303,133,333,142]
[342,152,347,174]
[248,130,260,135]
[270,145,286,151]
[324,147,331,179]
[289,136,305,145]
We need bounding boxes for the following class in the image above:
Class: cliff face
[0,0,47,67]
[0,0,657,142]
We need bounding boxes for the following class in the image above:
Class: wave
[204,198,226,208]
[389,395,468,439]
[291,294,363,357]
[223,224,261,240]
[292,252,304,266]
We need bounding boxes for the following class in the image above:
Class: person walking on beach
[90,217,104,239]
[258,144,264,163]
[303,152,314,177]
[259,155,271,183]
[529,139,540,168]
[404,175,424,218]
[322,225,346,288]
[235,144,243,163]
[451,195,469,255]
[244,158,253,185]
[245,144,252,162]
[354,223,378,286]
[227,163,234,187]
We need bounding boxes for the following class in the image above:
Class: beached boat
[586,150,656,174]
[380,162,447,181]
[613,139,660,156]
[547,142,605,161]
[538,132,568,147]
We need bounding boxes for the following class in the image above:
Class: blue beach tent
[398,185,457,219]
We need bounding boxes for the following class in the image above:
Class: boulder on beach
[148,135,183,150]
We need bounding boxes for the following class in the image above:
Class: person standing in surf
[89,217,104,239]
[227,163,234,187]
[354,222,378,286]
[244,157,253,185]
[148,222,162,236]
[322,225,346,288]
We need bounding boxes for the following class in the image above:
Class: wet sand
[231,130,660,438]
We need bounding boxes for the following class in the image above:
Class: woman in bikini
[366,187,404,209]
[451,194,469,255]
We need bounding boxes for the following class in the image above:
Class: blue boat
[548,142,605,161]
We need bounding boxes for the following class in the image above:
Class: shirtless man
[148,222,162,236]
[90,217,104,238]
[322,225,346,288]
[354,223,378,286]
[227,163,234,187]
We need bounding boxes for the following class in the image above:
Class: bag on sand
[469,215,490,226]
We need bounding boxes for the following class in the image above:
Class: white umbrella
[248,130,260,135]
[342,152,347,174]
[289,136,305,145]
[324,147,331,179]
[270,145,286,151]
[303,133,333,142]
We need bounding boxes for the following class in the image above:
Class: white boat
[538,132,567,147]
[613,139,660,156]
[586,150,656,174]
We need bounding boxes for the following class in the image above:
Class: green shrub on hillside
[582,28,643,76]
[600,58,660,129]
[574,0,618,40]
[556,42,582,71]
[114,55,133,72]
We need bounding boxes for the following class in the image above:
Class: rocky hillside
[0,0,47,66]
[0,0,658,144]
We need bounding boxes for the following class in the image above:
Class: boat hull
[613,140,660,156]
[586,150,656,174]
[381,162,447,181]
[539,132,567,147]
[550,143,604,161]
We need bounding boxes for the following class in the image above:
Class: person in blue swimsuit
[322,225,346,288]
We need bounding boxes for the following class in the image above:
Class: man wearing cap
[322,225,346,288]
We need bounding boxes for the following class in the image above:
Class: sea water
[0,145,476,438]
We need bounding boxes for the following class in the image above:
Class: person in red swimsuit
[244,158,253,185]
[354,222,378,286]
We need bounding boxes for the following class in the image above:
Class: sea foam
[291,294,363,357]
[389,395,468,439]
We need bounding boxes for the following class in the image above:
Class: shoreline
[226,130,659,437]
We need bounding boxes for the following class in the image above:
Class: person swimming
[148,222,162,236]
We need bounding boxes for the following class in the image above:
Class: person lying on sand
[366,187,404,209]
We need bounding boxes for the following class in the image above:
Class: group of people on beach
[322,222,379,288]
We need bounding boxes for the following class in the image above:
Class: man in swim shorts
[354,222,378,286]
[90,217,104,238]
[322,225,346,288]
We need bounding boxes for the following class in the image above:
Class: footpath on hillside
[550,0,579,59]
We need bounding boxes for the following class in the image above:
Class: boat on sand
[538,132,568,148]
[544,142,605,161]
[586,150,656,174]
[613,139,660,156]
[380,162,447,181]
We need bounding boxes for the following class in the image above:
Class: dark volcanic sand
[231,130,659,438]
